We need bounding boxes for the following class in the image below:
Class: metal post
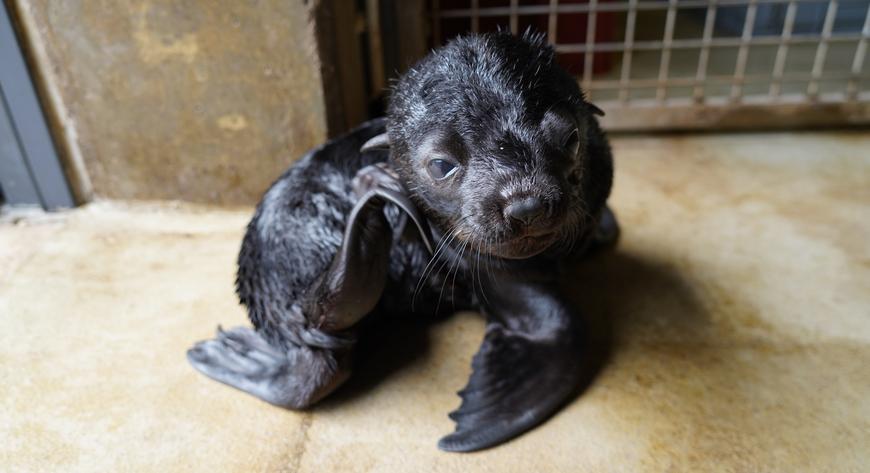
[583,0,598,98]
[731,0,759,102]
[807,0,839,99]
[619,0,638,104]
[770,1,798,98]
[694,0,718,103]
[656,0,679,103]
[846,4,870,101]
[548,0,559,44]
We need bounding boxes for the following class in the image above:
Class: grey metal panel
[0,89,41,204]
[0,2,74,209]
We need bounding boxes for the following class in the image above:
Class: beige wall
[10,0,340,205]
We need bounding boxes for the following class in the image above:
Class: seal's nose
[504,197,547,225]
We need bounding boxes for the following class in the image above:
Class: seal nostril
[504,197,546,225]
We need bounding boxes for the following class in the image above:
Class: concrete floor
[1,131,868,472]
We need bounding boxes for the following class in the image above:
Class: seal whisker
[469,236,477,300]
[435,234,467,315]
[413,228,458,309]
[412,222,459,310]
[412,215,471,310]
[449,238,470,311]
[473,234,490,306]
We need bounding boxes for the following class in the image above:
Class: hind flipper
[439,279,583,452]
[187,164,432,407]
[187,326,351,409]
[186,175,393,406]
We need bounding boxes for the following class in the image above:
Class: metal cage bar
[618,0,638,103]
[547,0,558,44]
[429,0,870,130]
[439,0,846,18]
[807,0,839,98]
[656,0,679,103]
[588,71,867,88]
[582,0,598,98]
[730,0,758,102]
[693,0,718,103]
[770,0,798,98]
[847,5,870,100]
[555,33,864,54]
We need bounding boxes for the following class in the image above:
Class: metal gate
[0,1,74,209]
[426,0,870,130]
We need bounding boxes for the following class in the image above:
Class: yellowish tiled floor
[1,131,868,472]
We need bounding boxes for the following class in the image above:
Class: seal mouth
[492,232,557,259]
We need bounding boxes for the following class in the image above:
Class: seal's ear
[586,102,605,117]
[360,133,390,153]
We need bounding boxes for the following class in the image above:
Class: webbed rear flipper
[187,163,431,408]
[187,326,352,408]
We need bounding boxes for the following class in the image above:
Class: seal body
[188,31,617,452]
[236,119,471,347]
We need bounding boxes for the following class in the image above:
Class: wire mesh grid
[430,0,870,127]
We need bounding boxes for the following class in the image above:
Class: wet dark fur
[387,32,612,260]
[236,119,472,349]
[201,31,615,451]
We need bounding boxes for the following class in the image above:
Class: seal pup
[187,30,618,452]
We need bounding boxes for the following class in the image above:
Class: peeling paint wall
[10,0,332,205]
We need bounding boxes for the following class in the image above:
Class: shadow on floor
[556,248,710,427]
[319,247,709,413]
[567,248,711,351]
[318,314,437,408]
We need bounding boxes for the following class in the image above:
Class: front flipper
[439,279,583,452]
[305,163,434,332]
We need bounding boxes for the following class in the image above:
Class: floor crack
[287,413,313,473]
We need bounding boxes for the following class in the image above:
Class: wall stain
[217,114,249,131]
[132,5,199,65]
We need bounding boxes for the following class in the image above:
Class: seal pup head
[383,31,607,260]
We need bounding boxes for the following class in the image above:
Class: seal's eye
[427,158,458,180]
[565,129,580,158]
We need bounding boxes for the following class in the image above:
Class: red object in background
[432,0,616,78]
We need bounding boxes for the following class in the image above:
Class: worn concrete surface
[10,0,328,204]
[1,131,869,472]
